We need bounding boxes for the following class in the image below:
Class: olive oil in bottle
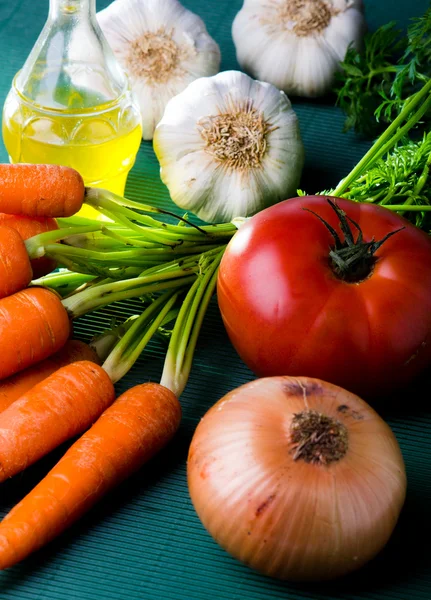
[2,0,142,218]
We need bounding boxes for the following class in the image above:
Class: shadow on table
[370,368,431,421]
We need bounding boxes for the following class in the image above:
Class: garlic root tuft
[153,70,305,224]
[232,0,366,98]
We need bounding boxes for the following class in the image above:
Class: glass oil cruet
[2,0,142,216]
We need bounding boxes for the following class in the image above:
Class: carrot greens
[307,76,431,233]
[160,247,225,397]
[101,289,180,384]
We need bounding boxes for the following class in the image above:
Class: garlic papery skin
[232,0,366,98]
[97,0,221,140]
[153,70,305,224]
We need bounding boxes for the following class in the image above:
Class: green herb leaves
[334,6,431,138]
[337,133,431,232]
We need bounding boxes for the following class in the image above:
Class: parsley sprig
[334,6,431,138]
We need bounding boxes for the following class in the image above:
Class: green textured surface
[0,1,430,598]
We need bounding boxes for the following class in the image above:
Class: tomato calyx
[305,198,405,283]
[290,410,348,465]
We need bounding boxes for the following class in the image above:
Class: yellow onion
[187,376,406,581]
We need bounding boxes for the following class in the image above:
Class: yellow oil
[2,94,142,219]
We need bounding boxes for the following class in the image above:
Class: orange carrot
[0,340,100,413]
[0,382,181,569]
[0,225,33,298]
[0,287,71,380]
[0,213,59,278]
[0,164,85,218]
[0,213,58,239]
[0,360,115,484]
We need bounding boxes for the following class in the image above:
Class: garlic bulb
[97,0,221,140]
[232,0,366,98]
[153,70,305,223]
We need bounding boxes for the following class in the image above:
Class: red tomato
[217,196,431,399]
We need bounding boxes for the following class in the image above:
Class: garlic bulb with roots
[97,0,221,140]
[153,70,305,224]
[232,0,366,98]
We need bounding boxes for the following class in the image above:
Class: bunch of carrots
[0,163,236,570]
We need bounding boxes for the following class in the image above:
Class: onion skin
[187,376,407,581]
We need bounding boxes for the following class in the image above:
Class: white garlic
[97,0,221,140]
[153,70,305,224]
[232,0,366,98]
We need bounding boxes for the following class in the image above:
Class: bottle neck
[48,0,96,20]
[16,0,127,107]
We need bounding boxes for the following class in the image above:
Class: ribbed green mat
[0,1,430,598]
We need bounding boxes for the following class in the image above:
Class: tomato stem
[305,199,404,282]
